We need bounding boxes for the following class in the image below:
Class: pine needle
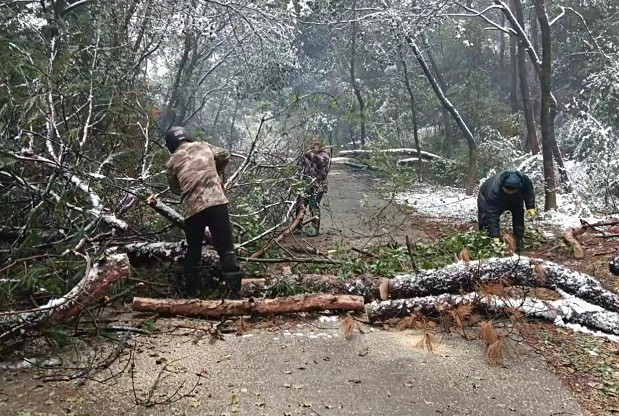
[486,338,508,365]
[415,331,436,353]
[459,247,471,263]
[341,315,358,339]
[236,317,253,333]
[503,234,517,254]
[451,304,474,329]
[480,320,499,346]
[397,313,422,331]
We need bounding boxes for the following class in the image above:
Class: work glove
[526,208,536,220]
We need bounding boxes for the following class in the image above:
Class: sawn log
[132,294,365,318]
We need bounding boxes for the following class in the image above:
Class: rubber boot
[223,271,244,300]
[220,250,244,300]
[184,268,200,298]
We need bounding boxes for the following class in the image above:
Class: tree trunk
[423,39,455,159]
[534,0,557,210]
[132,294,365,318]
[350,1,366,146]
[513,0,539,154]
[366,292,619,337]
[398,47,423,181]
[407,36,477,195]
[499,12,506,70]
[509,0,519,112]
[530,4,541,124]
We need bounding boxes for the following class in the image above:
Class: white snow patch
[395,184,477,221]
[395,183,608,232]
[318,316,339,322]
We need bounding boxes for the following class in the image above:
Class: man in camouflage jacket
[165,126,243,299]
[299,138,331,236]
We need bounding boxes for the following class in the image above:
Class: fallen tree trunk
[339,148,441,161]
[1,254,130,339]
[132,294,365,318]
[366,290,619,339]
[240,274,381,300]
[384,256,619,313]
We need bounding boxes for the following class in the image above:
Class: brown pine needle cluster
[502,234,517,254]
[459,247,471,263]
[480,320,508,365]
[415,331,437,353]
[341,315,358,339]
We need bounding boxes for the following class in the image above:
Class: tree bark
[1,254,130,339]
[350,1,366,146]
[533,0,557,210]
[509,1,519,112]
[398,47,423,181]
[407,36,477,195]
[513,0,539,154]
[423,39,455,159]
[132,294,365,318]
[365,292,619,337]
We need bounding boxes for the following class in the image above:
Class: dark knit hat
[501,171,523,191]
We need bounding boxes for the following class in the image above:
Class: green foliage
[265,277,310,297]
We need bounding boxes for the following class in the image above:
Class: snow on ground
[395,183,608,232]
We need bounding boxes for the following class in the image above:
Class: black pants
[478,203,525,242]
[185,204,236,274]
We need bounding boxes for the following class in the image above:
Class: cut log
[132,294,365,318]
[564,227,585,259]
[385,256,619,313]
[339,148,441,161]
[366,290,619,340]
[611,251,619,276]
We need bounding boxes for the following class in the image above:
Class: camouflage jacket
[300,149,331,193]
[166,141,229,218]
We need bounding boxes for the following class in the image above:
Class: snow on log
[113,241,219,267]
[385,256,619,313]
[241,274,381,300]
[611,251,619,276]
[0,254,130,335]
[366,290,619,340]
[132,294,365,318]
[338,148,441,161]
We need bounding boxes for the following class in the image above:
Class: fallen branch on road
[132,294,365,318]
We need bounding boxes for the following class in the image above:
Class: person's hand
[493,237,501,244]
[526,208,536,220]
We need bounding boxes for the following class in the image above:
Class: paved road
[1,317,585,416]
